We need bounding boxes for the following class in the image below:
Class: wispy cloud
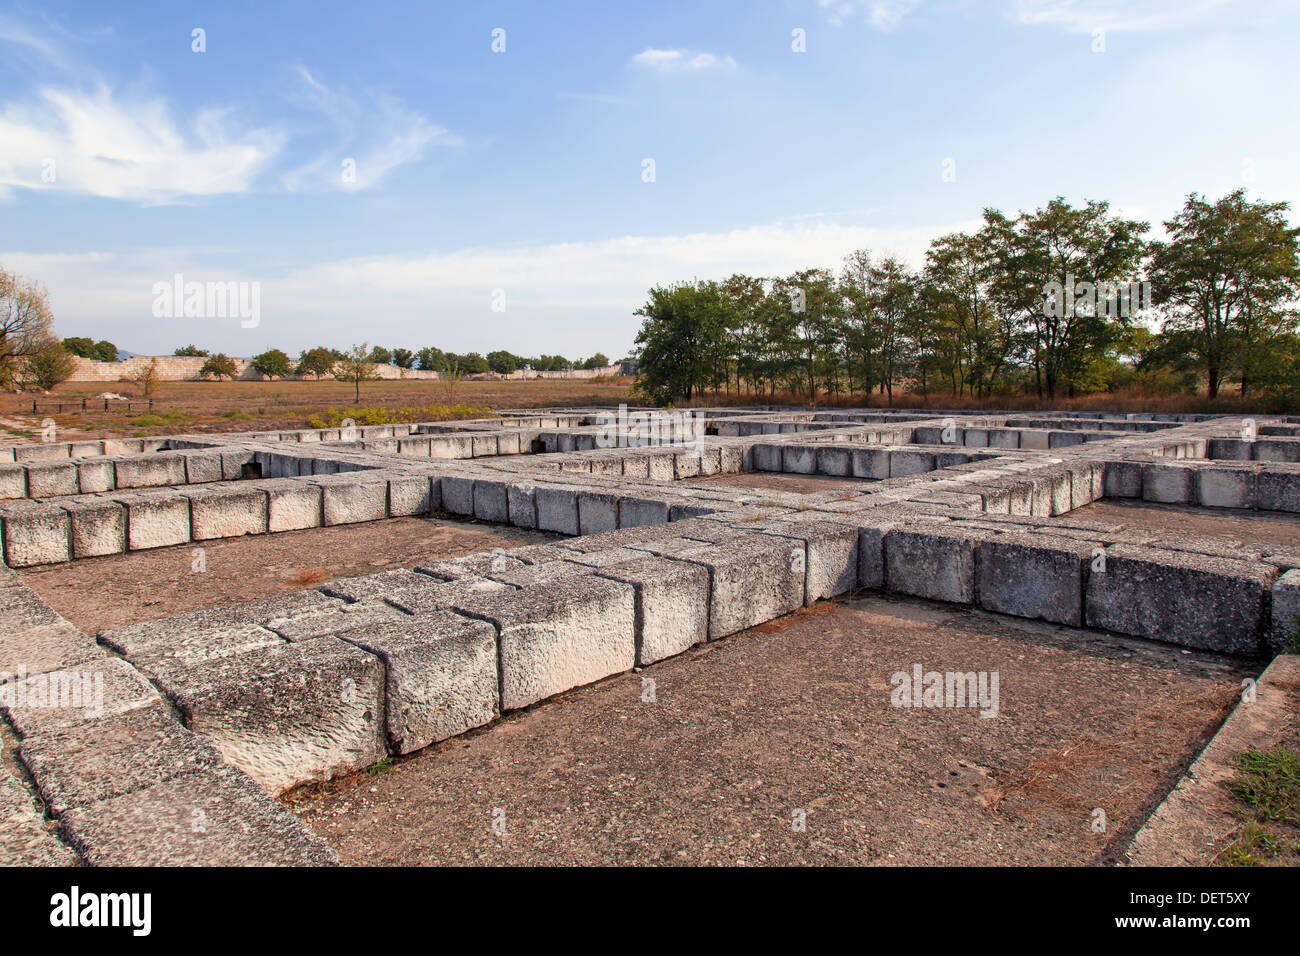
[281,66,458,192]
[0,84,283,203]
[1013,0,1235,33]
[817,0,922,30]
[630,48,738,73]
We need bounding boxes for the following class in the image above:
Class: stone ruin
[1,407,1298,864]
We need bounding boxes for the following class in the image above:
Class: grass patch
[130,412,191,427]
[1220,744,1300,866]
[365,756,395,776]
[306,403,495,428]
[219,410,253,421]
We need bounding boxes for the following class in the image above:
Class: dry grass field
[1,376,1290,444]
[0,377,637,442]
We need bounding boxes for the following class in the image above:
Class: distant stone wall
[68,356,442,382]
[486,366,624,381]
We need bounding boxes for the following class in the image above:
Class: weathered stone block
[1142,463,1195,504]
[1086,545,1275,655]
[1197,466,1258,509]
[884,527,985,604]
[62,497,126,557]
[265,479,323,531]
[24,461,78,497]
[117,490,191,550]
[185,485,269,539]
[113,453,186,489]
[338,612,498,753]
[161,637,386,794]
[536,486,580,535]
[1269,570,1300,654]
[671,536,804,639]
[320,478,388,525]
[760,518,859,604]
[451,576,635,711]
[977,533,1095,626]
[1,500,71,566]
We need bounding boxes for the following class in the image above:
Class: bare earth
[19,516,556,634]
[1073,499,1300,549]
[287,594,1251,866]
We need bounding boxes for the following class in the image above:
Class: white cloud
[9,218,978,357]
[0,84,283,204]
[1013,0,1235,33]
[817,0,922,30]
[281,67,458,192]
[630,48,738,73]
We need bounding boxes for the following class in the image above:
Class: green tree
[92,340,118,362]
[22,337,76,389]
[391,348,416,370]
[62,336,97,359]
[487,350,519,374]
[580,352,609,370]
[250,348,292,379]
[1149,190,1300,397]
[367,345,393,366]
[335,343,379,402]
[632,280,729,405]
[1,268,56,389]
[173,344,209,357]
[295,346,337,380]
[199,353,240,380]
[983,198,1148,399]
[416,346,446,371]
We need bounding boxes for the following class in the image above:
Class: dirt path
[288,594,1251,866]
[19,516,556,634]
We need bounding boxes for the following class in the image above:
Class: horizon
[2,0,1298,360]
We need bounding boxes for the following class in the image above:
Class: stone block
[1197,466,1258,509]
[451,576,635,711]
[1085,545,1275,655]
[185,485,269,540]
[976,533,1096,626]
[320,478,388,525]
[337,612,498,753]
[0,501,70,566]
[161,637,386,794]
[62,497,126,558]
[117,490,191,550]
[670,536,805,639]
[884,527,985,604]
[24,461,78,497]
[536,486,580,535]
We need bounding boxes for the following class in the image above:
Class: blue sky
[1,0,1296,360]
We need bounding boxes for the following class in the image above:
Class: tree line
[632,190,1300,410]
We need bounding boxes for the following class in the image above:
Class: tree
[580,352,610,370]
[21,337,76,390]
[367,345,393,366]
[416,346,446,371]
[459,352,490,373]
[487,350,518,374]
[983,198,1148,399]
[62,337,97,359]
[173,344,209,357]
[632,280,729,404]
[92,340,118,362]
[335,343,379,402]
[295,346,337,380]
[391,348,415,370]
[438,355,464,402]
[1,268,56,389]
[134,357,160,397]
[199,353,240,380]
[250,348,293,379]
[1149,190,1300,397]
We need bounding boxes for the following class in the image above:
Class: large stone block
[1197,466,1258,509]
[890,450,935,477]
[2,656,162,738]
[62,497,127,557]
[59,763,339,865]
[851,448,891,480]
[535,486,580,535]
[0,464,27,500]
[0,501,70,566]
[1085,545,1275,655]
[1269,570,1300,654]
[1142,463,1195,504]
[760,518,859,604]
[884,527,985,604]
[618,496,669,528]
[76,457,115,494]
[185,485,269,540]
[471,479,509,522]
[24,461,78,497]
[337,612,498,753]
[507,482,537,527]
[578,491,618,534]
[451,576,635,711]
[265,478,323,531]
[976,533,1096,626]
[117,490,191,550]
[320,478,388,525]
[113,453,186,489]
[160,637,387,794]
[669,536,804,639]
[388,475,433,516]
[594,556,710,664]
[1258,471,1300,513]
